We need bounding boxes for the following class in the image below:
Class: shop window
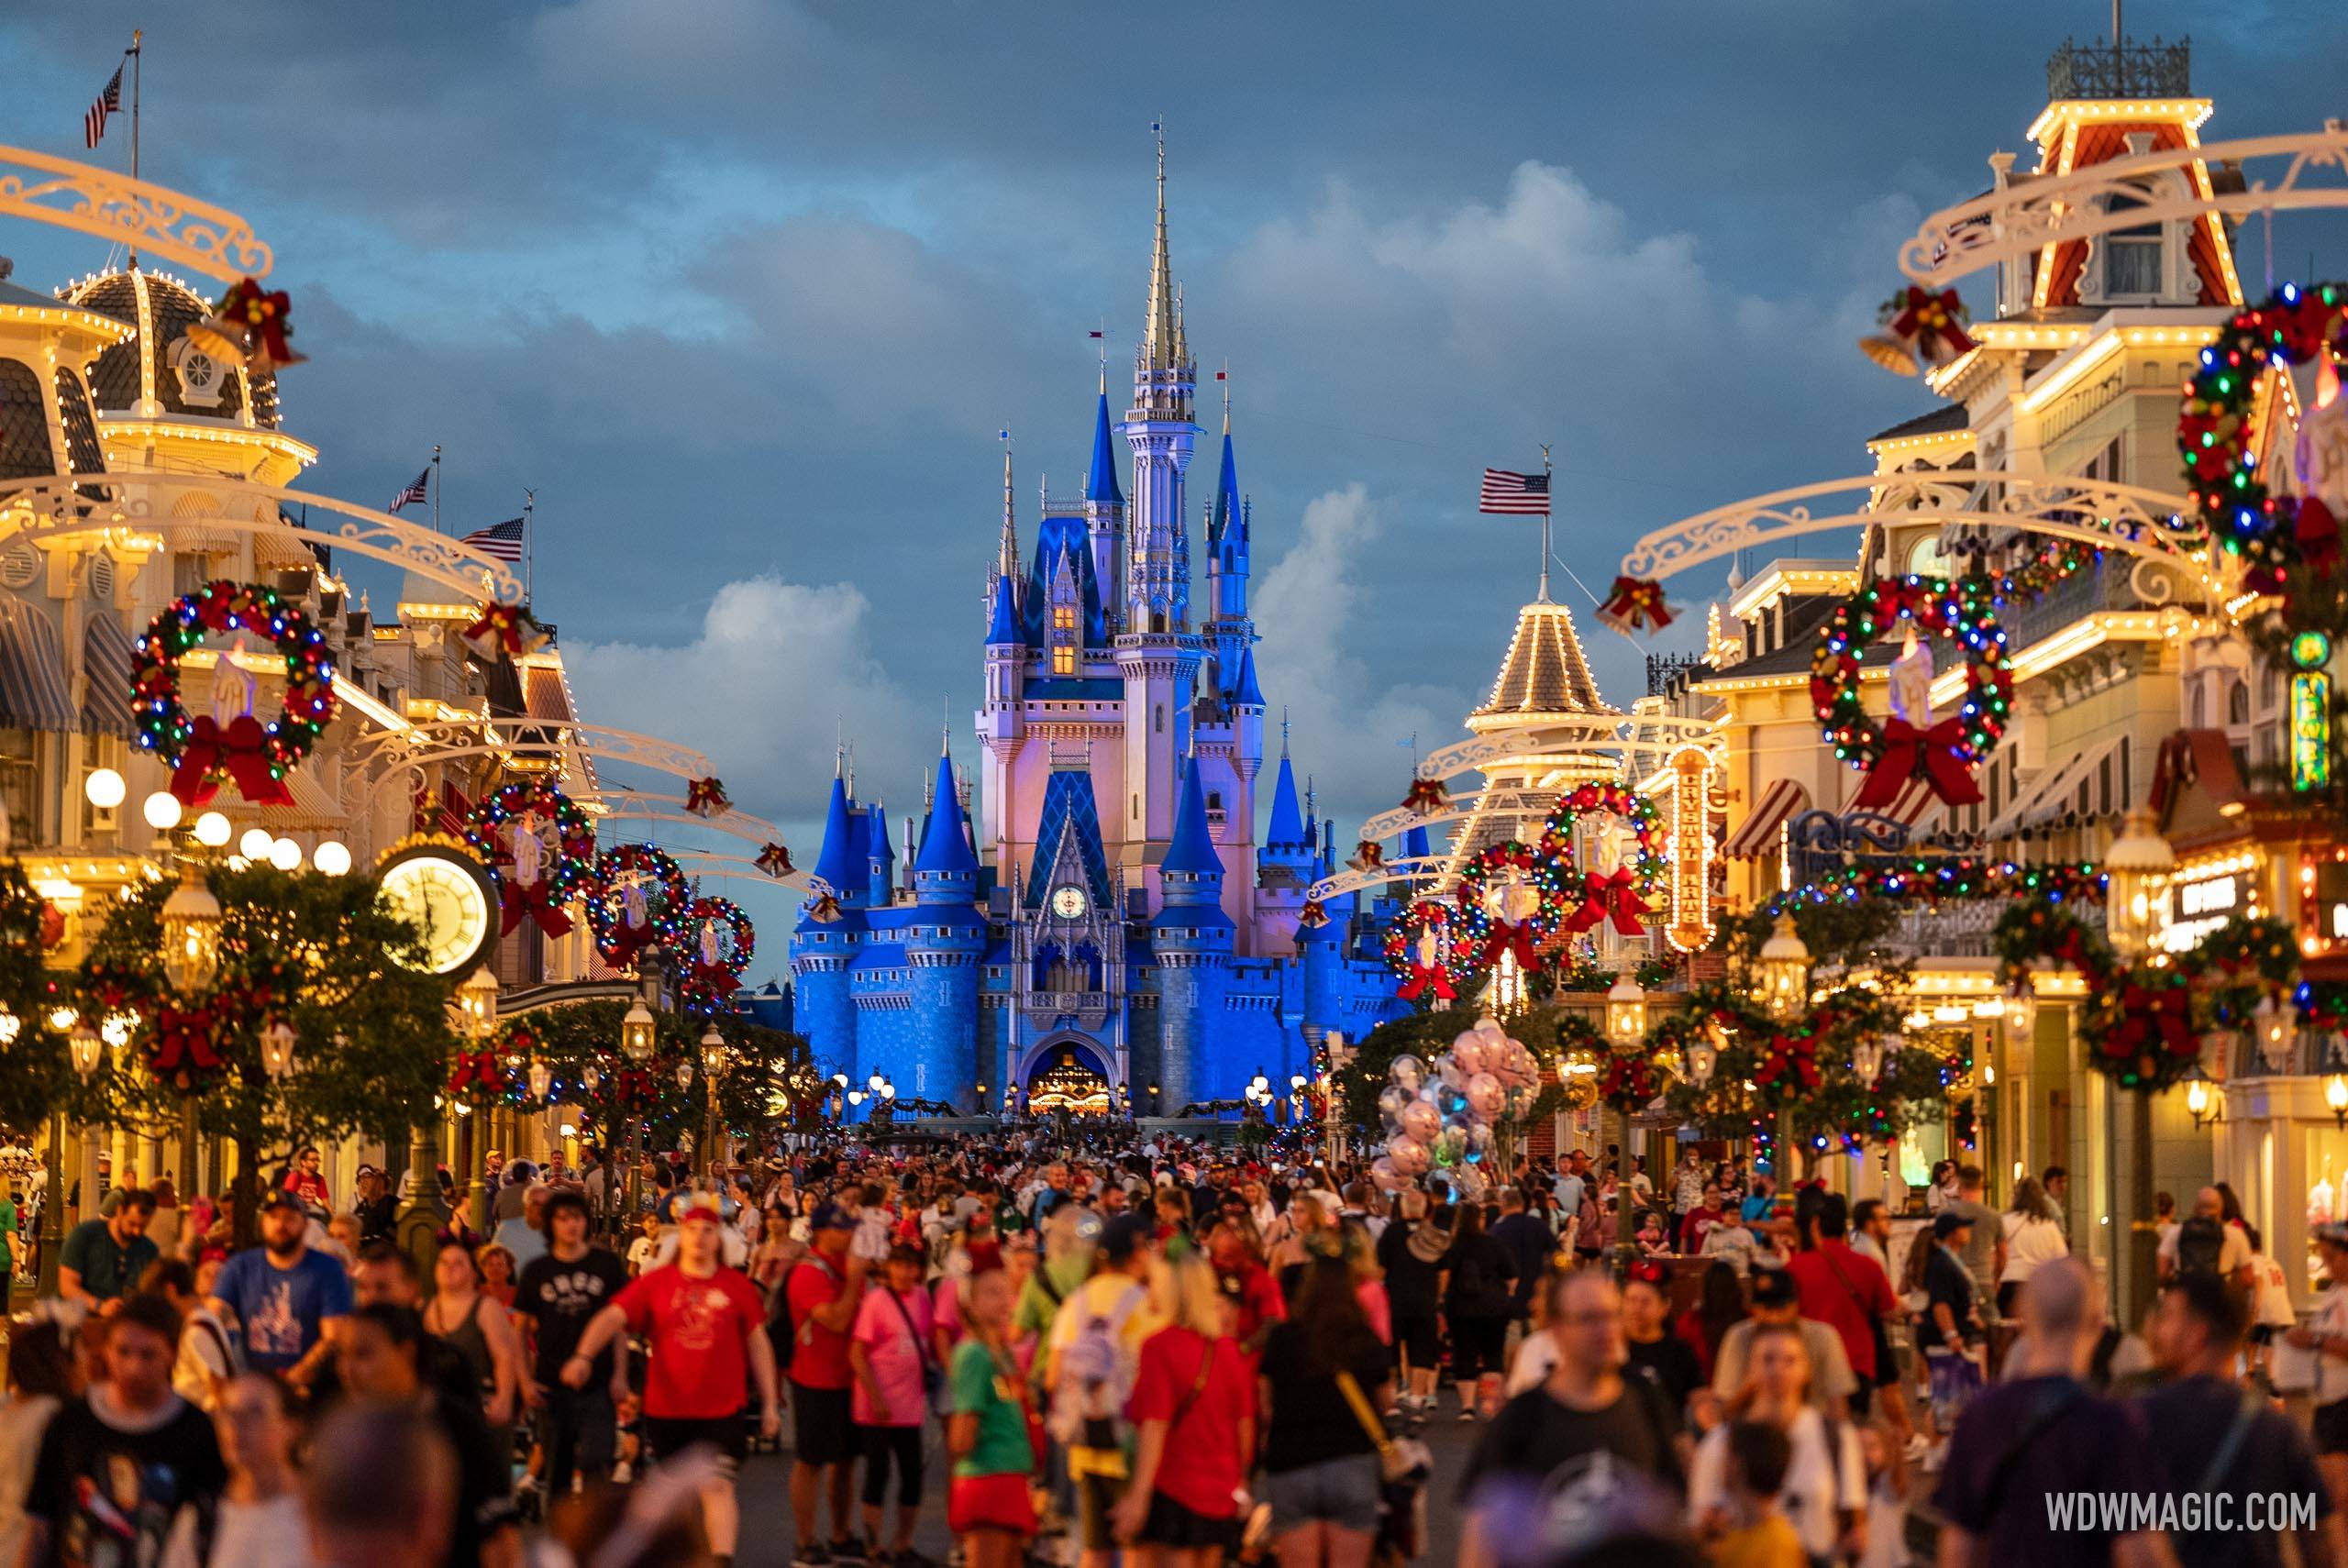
[2228,681,2251,725]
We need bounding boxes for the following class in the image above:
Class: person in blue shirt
[206,1191,353,1389]
[1740,1174,1778,1224]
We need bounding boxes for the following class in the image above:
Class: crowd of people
[0,1132,2342,1568]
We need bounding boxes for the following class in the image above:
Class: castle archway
[1020,1036,1116,1117]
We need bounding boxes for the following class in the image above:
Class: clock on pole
[375,835,500,976]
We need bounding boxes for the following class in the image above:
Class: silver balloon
[1389,1054,1427,1093]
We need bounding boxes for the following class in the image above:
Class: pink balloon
[1369,1157,1407,1194]
[1400,1099,1441,1145]
[1452,1035,1491,1077]
[1466,1071,1505,1122]
[1387,1135,1431,1176]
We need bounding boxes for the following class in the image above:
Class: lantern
[527,1060,554,1101]
[582,1065,601,1091]
[2104,808,2175,959]
[455,968,500,1041]
[1851,1032,1891,1085]
[676,1063,694,1090]
[2005,988,2036,1042]
[1686,1036,1718,1088]
[621,999,657,1063]
[701,1022,727,1075]
[1605,975,1648,1048]
[260,1018,297,1081]
[1756,915,1811,1022]
[69,1020,102,1080]
[159,866,223,993]
[2328,1074,2348,1130]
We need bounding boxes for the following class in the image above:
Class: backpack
[770,1253,843,1376]
[2176,1215,2226,1278]
[1048,1279,1146,1447]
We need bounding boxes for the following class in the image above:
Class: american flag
[84,62,123,149]
[460,517,526,563]
[387,468,430,513]
[1479,468,1550,515]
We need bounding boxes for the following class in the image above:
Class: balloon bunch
[1368,1014,1545,1205]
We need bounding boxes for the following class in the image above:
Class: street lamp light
[68,1019,101,1081]
[1605,976,1647,1048]
[2005,987,2036,1043]
[1686,1028,1719,1088]
[259,1018,297,1081]
[2105,808,2175,959]
[527,1060,553,1102]
[1851,1032,1890,1085]
[159,866,223,993]
[454,969,499,1231]
[620,999,657,1063]
[2183,1067,2224,1132]
[699,1022,727,1175]
[1756,915,1811,1022]
[2328,1073,2348,1130]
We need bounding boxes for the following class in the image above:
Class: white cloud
[1252,485,1465,838]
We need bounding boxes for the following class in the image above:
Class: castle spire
[1143,121,1179,371]
[997,432,1018,580]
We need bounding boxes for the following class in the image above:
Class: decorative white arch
[1899,122,2348,290]
[346,718,711,781]
[0,144,271,282]
[584,791,789,850]
[665,849,814,896]
[1304,854,1446,905]
[0,471,523,605]
[1615,471,2216,598]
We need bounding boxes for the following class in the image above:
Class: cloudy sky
[8,1,2344,969]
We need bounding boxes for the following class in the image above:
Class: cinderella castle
[789,148,1429,1118]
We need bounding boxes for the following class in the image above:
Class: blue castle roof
[1162,756,1224,878]
[811,774,861,892]
[1228,644,1264,708]
[1264,753,1305,850]
[914,749,980,876]
[1401,823,1431,859]
[1024,770,1115,911]
[1086,389,1124,508]
[986,572,1018,645]
[1209,425,1239,546]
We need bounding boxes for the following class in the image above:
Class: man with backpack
[1043,1212,1162,1568]
[2162,1187,2254,1293]
[785,1202,869,1568]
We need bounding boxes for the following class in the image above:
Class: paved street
[733,1408,1480,1568]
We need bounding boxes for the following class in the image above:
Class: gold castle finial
[1144,118,1179,371]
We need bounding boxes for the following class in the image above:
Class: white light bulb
[238,828,274,860]
[142,792,183,831]
[269,837,303,872]
[83,768,126,810]
[193,812,232,847]
[313,841,351,877]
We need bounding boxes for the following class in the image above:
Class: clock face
[1050,885,1088,920]
[378,849,497,974]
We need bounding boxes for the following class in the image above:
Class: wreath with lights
[462,780,596,937]
[1450,839,1575,972]
[1383,899,1476,1002]
[1597,1055,1663,1113]
[672,896,755,1011]
[588,844,691,970]
[1809,575,2010,812]
[2178,282,2348,595]
[133,580,338,808]
[1540,783,1667,937]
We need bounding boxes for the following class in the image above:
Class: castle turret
[898,743,987,1110]
[792,768,868,1068]
[1084,375,1125,624]
[1149,754,1233,1107]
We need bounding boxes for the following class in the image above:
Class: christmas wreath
[673,897,755,1011]
[1809,575,2010,811]
[1383,899,1474,1002]
[462,781,596,937]
[133,581,338,808]
[2178,282,2348,594]
[1540,784,1667,937]
[587,844,691,969]
[1450,839,1574,971]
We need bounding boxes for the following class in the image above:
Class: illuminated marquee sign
[2291,631,2333,794]
[1666,746,1716,953]
[2154,860,2251,955]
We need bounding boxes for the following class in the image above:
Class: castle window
[2102,193,2163,297]
[1050,605,1077,676]
[1154,705,1164,734]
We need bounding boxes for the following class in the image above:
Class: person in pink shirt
[848,1242,937,1562]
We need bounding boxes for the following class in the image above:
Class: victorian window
[1050,605,1076,676]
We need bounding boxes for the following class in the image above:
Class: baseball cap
[1100,1211,1153,1263]
[677,1196,725,1226]
[1933,1209,1975,1239]
[259,1189,305,1215]
[1749,1267,1799,1309]
[809,1201,855,1231]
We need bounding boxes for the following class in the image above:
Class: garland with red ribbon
[1597,576,1674,635]
[684,777,732,819]
[1382,899,1474,1002]
[187,278,305,371]
[2179,282,2348,597]
[587,843,690,969]
[1401,778,1449,817]
[1540,784,1667,938]
[1753,1027,1825,1102]
[462,781,596,937]
[672,897,755,1011]
[460,602,549,662]
[1809,575,2010,811]
[134,581,338,808]
[1598,1054,1662,1113]
[1450,839,1575,973]
[446,1048,511,1100]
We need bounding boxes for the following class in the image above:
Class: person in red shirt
[1113,1253,1257,1565]
[564,1197,778,1568]
[1678,1182,1727,1254]
[1782,1189,1897,1414]
[1202,1223,1284,1364]
[786,1201,868,1568]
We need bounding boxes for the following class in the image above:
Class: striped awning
[1983,735,2125,840]
[1724,778,1809,858]
[80,611,136,738]
[0,596,72,734]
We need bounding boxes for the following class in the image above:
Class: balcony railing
[2046,37,2189,101]
[1889,901,2003,960]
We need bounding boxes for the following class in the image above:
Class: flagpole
[431,445,442,536]
[126,31,143,267]
[522,488,536,609]
[1537,443,1553,604]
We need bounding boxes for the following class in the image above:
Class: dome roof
[57,269,279,429]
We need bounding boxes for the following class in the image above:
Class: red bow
[1889,287,1975,367]
[597,917,652,969]
[171,713,296,808]
[150,1002,226,1080]
[194,279,305,371]
[1853,716,1983,812]
[1476,923,1544,973]
[2107,983,2198,1060]
[1754,1034,1822,1091]
[1600,1057,1656,1106]
[1401,778,1449,816]
[685,777,731,818]
[2296,496,2343,575]
[1597,576,1675,635]
[502,878,574,937]
[1563,867,1649,936]
[756,842,794,878]
[447,1050,508,1097]
[460,602,547,660]
[1396,964,1456,1002]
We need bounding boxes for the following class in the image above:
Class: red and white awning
[1723,778,1809,858]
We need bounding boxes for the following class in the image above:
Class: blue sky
[8,1,2346,977]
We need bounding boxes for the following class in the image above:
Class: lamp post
[2103,807,2175,1322]
[621,996,657,1221]
[1755,915,1811,1024]
[1605,977,1647,1260]
[454,968,500,1232]
[700,1022,727,1176]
